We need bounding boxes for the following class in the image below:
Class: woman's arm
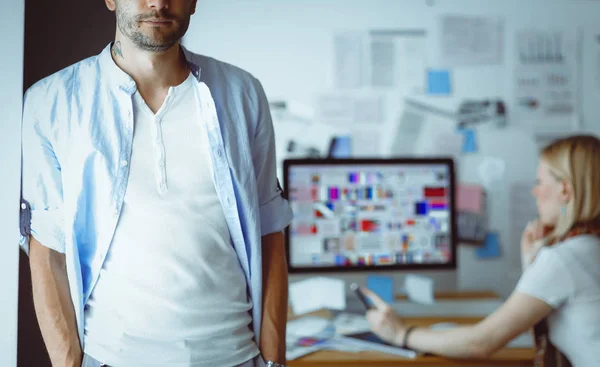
[408,292,551,358]
[364,288,552,359]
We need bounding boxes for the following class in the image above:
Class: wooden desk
[287,292,535,367]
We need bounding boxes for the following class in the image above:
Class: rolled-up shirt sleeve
[20,86,66,255]
[249,77,294,236]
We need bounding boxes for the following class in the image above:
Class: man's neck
[110,36,189,92]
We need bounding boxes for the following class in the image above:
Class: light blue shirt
[19,44,293,348]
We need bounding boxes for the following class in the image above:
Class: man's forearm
[29,236,82,367]
[260,232,288,363]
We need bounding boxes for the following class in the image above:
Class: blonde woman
[362,135,600,366]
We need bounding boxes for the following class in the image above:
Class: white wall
[185,0,600,128]
[0,1,24,366]
[183,0,600,296]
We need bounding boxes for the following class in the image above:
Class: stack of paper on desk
[289,277,346,315]
[332,333,419,359]
[332,312,371,335]
[286,315,334,360]
[287,316,331,338]
[286,344,324,361]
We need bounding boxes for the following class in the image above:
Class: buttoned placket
[153,113,168,195]
[132,89,173,195]
[194,81,251,279]
[203,98,234,208]
[84,87,135,308]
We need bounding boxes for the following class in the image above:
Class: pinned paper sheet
[427,69,452,95]
[440,14,504,66]
[514,28,579,132]
[334,32,364,89]
[316,94,385,126]
[430,131,463,161]
[412,116,462,160]
[476,232,502,259]
[369,29,427,93]
[352,128,382,156]
[390,107,425,156]
[510,182,538,267]
[457,184,484,213]
[367,275,394,303]
[404,274,435,305]
[478,156,506,188]
[457,183,488,244]
[289,277,346,315]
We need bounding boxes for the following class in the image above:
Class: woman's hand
[361,287,407,346]
[520,219,547,268]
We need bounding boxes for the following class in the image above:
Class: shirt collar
[99,43,202,94]
[181,45,202,81]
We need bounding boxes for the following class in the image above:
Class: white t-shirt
[516,235,600,367]
[83,73,258,367]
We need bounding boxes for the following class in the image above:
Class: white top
[83,73,258,367]
[516,235,600,367]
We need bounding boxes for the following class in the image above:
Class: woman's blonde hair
[541,134,600,241]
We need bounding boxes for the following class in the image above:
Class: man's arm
[21,84,80,365]
[247,75,294,363]
[259,231,288,364]
[29,236,82,367]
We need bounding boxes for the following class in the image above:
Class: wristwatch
[265,361,288,367]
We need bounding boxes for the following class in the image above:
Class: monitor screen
[284,158,456,273]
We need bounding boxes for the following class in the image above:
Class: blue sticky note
[460,128,478,153]
[329,136,352,158]
[476,232,501,259]
[367,275,394,303]
[427,69,452,95]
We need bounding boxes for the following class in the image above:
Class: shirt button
[226,196,233,206]
[216,149,223,158]
[120,160,128,167]
[21,203,26,210]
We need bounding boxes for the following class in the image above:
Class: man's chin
[135,40,179,53]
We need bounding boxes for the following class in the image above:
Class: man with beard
[20,1,293,366]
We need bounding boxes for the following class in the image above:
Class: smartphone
[350,283,374,310]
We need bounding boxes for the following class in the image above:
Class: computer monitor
[283,158,457,273]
